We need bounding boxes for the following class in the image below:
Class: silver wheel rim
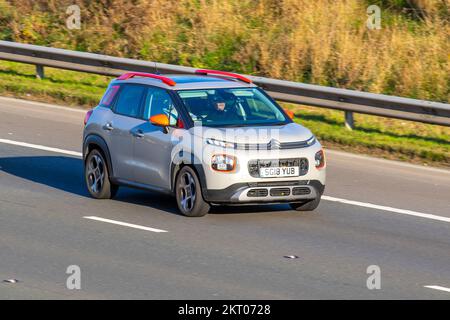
[179,171,196,212]
[87,154,105,194]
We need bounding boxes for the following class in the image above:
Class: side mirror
[149,114,169,127]
[284,109,295,120]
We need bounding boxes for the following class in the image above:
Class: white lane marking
[84,216,168,233]
[0,139,82,157]
[1,138,450,225]
[424,285,450,293]
[1,95,448,175]
[322,196,450,223]
[0,96,86,113]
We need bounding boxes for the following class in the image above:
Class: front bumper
[198,139,326,191]
[204,180,325,204]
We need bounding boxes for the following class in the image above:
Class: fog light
[315,149,325,169]
[211,154,236,172]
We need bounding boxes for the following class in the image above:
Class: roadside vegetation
[0,0,448,166]
[0,61,448,167]
[1,0,448,103]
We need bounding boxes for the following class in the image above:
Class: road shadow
[0,156,180,214]
[113,188,180,215]
[0,155,88,196]
[0,156,292,216]
[209,203,290,215]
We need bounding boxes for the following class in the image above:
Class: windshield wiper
[239,122,287,127]
[203,122,287,128]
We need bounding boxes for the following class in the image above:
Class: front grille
[270,188,291,197]
[292,187,311,195]
[247,189,268,197]
[236,137,315,150]
[248,158,308,178]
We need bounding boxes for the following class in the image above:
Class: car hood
[189,122,314,144]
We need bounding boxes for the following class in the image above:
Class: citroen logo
[269,139,280,150]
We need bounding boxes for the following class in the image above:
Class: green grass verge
[0,61,449,167]
[0,61,110,106]
[285,105,450,167]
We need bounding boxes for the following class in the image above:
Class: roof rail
[195,69,252,84]
[117,72,176,86]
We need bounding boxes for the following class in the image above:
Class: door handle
[103,123,114,131]
[133,129,144,138]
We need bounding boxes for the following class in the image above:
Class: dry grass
[0,0,448,165]
[0,0,448,102]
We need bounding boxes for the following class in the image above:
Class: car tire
[175,166,210,217]
[85,149,118,199]
[289,196,321,211]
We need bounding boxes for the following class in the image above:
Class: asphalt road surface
[0,96,449,299]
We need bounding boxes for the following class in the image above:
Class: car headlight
[315,149,325,169]
[211,154,236,172]
[206,138,236,149]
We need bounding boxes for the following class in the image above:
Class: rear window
[99,85,120,108]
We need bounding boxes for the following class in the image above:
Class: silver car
[83,70,326,217]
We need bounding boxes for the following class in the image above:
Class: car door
[133,86,181,190]
[107,84,146,181]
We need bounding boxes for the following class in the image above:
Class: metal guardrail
[0,40,449,127]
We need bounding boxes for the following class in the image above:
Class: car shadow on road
[113,188,180,215]
[0,155,89,196]
[209,204,291,215]
[0,156,180,214]
[0,156,292,216]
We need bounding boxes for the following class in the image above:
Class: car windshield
[176,88,289,127]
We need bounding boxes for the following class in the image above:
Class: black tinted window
[114,85,146,117]
[177,88,287,127]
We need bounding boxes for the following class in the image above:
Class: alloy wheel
[179,171,196,212]
[87,154,105,194]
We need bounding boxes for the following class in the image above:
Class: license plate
[259,166,299,178]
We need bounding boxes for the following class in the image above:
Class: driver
[207,92,240,122]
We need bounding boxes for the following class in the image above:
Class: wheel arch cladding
[83,134,114,178]
[170,156,208,200]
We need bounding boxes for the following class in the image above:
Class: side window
[143,87,179,126]
[113,85,146,118]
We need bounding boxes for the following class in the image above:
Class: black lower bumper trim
[204,180,325,204]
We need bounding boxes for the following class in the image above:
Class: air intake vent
[270,188,291,197]
[292,187,311,195]
[247,189,268,197]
